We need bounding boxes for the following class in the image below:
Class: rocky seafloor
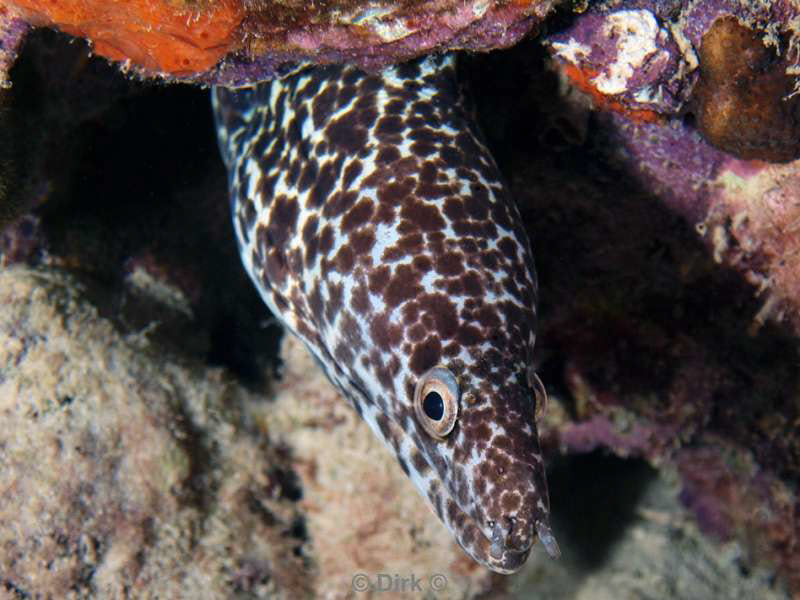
[1,0,800,598]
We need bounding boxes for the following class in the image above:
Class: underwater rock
[595,92,800,338]
[547,7,690,121]
[2,0,556,83]
[547,1,800,158]
[699,157,800,335]
[544,2,800,336]
[531,459,788,600]
[0,265,784,598]
[0,266,311,597]
[676,443,800,585]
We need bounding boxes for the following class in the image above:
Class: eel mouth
[491,519,530,560]
[452,505,560,574]
[481,519,532,574]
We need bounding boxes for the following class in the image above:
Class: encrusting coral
[2,0,556,83]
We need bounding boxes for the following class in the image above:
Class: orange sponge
[7,0,244,75]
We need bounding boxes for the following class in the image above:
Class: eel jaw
[446,499,560,574]
[488,520,532,573]
[350,385,560,573]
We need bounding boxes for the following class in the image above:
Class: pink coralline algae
[544,2,800,333]
[1,0,556,84]
[547,1,800,161]
[532,3,800,593]
[547,7,691,120]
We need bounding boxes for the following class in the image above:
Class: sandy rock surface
[0,266,309,598]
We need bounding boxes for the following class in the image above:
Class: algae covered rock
[0,266,310,597]
[2,0,556,84]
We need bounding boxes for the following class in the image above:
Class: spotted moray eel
[211,53,559,573]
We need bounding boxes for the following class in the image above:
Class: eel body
[211,54,558,573]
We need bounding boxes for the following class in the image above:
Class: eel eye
[414,366,459,439]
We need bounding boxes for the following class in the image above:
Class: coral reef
[2,0,556,84]
[547,7,690,121]
[522,457,787,600]
[699,158,800,335]
[546,1,800,161]
[591,92,800,338]
[0,264,783,598]
[0,261,498,597]
[544,1,800,336]
[1,2,800,597]
[540,6,800,583]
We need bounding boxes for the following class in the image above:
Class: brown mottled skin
[211,53,558,573]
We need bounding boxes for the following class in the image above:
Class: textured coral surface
[0,267,782,598]
[544,0,800,338]
[0,267,310,597]
[6,0,242,74]
[547,0,800,162]
[3,0,554,83]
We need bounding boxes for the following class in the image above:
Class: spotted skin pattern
[211,54,558,573]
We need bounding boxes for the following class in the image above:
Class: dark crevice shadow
[546,453,657,569]
[9,29,283,389]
